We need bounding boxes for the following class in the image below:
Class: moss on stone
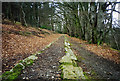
[62,65,85,79]
[59,55,73,63]
[13,63,23,72]
[59,36,85,80]
[6,72,20,81]
[2,55,35,81]
[2,65,22,81]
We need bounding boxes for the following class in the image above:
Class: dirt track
[17,36,65,81]
[68,37,120,80]
[16,35,120,81]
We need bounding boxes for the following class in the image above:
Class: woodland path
[17,35,65,81]
[16,35,120,81]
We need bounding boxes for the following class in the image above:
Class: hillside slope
[67,35,120,64]
[2,23,62,72]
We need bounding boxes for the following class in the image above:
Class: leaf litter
[67,35,120,64]
[2,24,63,73]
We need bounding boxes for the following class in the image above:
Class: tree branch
[106,9,120,14]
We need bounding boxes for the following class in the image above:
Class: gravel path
[17,36,65,81]
[68,37,120,80]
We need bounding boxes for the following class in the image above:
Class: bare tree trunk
[20,4,27,27]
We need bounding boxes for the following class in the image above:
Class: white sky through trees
[112,0,120,27]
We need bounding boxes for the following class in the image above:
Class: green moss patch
[15,22,21,25]
[2,55,37,81]
[1,63,24,81]
[18,31,32,36]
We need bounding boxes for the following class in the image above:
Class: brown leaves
[69,36,120,64]
[85,44,120,64]
[2,24,63,72]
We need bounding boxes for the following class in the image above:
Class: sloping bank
[1,36,62,81]
[59,36,85,80]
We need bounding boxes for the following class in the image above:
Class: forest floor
[2,22,120,80]
[2,23,62,73]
